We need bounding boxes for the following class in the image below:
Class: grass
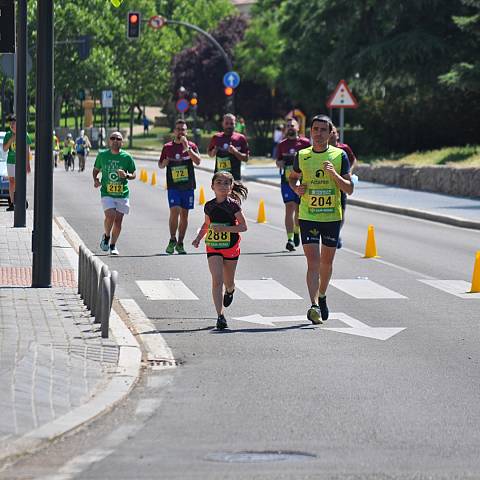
[365,145,480,168]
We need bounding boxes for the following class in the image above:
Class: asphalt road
[4,156,480,479]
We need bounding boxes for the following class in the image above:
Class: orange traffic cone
[198,186,206,205]
[151,171,157,186]
[256,199,267,223]
[470,251,480,293]
[364,225,379,258]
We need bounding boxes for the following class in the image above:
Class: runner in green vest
[288,115,353,324]
[93,131,136,256]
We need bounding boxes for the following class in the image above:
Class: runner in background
[75,129,91,172]
[53,130,60,168]
[93,131,136,256]
[159,120,201,255]
[192,172,248,330]
[329,125,357,248]
[208,114,249,181]
[276,118,310,251]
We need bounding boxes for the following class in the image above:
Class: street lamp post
[14,0,27,228]
[32,0,54,287]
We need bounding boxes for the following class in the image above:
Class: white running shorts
[101,196,130,215]
[7,164,15,178]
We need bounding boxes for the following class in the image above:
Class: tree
[439,0,480,91]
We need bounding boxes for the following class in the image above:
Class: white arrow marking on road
[231,312,405,341]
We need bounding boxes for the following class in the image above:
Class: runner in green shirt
[2,114,31,211]
[93,131,136,255]
[289,115,353,324]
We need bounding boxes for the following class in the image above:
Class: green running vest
[298,145,344,222]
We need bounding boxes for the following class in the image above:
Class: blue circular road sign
[176,98,189,113]
[223,71,240,89]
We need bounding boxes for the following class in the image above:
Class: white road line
[118,299,177,365]
[135,398,163,417]
[418,279,480,299]
[236,279,302,300]
[136,279,199,300]
[331,279,407,299]
[147,375,174,389]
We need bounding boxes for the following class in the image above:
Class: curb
[0,218,143,466]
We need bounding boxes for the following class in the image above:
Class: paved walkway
[0,210,121,461]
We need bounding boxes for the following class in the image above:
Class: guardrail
[78,244,118,338]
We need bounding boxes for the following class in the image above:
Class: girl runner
[192,172,248,330]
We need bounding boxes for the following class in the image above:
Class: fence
[77,244,118,338]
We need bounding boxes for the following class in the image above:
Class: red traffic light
[127,11,141,39]
[224,87,234,96]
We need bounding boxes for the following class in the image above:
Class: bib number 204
[310,195,333,207]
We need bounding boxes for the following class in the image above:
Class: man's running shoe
[293,232,300,247]
[216,314,228,330]
[6,204,14,212]
[307,305,322,325]
[100,234,110,252]
[223,289,235,308]
[109,245,119,256]
[166,239,176,254]
[175,242,187,255]
[319,296,329,321]
[285,240,295,252]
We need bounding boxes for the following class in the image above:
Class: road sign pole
[32,0,53,288]
[14,0,27,228]
[339,108,344,143]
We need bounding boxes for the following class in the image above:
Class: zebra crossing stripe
[418,279,480,299]
[235,279,302,300]
[136,280,199,300]
[330,279,407,299]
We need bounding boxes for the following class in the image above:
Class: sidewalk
[0,210,140,464]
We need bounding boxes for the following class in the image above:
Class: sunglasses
[110,137,122,141]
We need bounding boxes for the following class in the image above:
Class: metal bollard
[84,251,93,309]
[110,270,118,309]
[78,245,84,296]
[91,259,103,317]
[100,275,111,338]
[95,265,110,324]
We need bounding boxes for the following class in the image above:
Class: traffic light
[190,92,198,109]
[78,35,91,60]
[224,87,234,96]
[127,11,141,39]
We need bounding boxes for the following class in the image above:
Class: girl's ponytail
[230,181,248,204]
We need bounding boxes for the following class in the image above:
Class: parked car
[0,131,10,201]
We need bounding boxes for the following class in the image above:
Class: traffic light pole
[32,0,53,288]
[14,0,27,228]
[163,19,235,113]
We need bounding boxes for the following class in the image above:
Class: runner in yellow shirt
[288,115,354,324]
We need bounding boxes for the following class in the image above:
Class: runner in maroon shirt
[207,113,249,181]
[276,118,311,251]
[159,119,201,255]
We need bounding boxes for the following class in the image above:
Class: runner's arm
[192,215,211,247]
[187,147,201,166]
[92,167,101,188]
[3,133,14,152]
[210,211,247,234]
